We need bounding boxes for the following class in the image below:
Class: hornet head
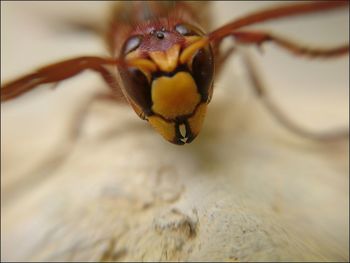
[118,21,214,145]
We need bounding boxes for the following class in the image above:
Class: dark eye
[119,67,152,115]
[191,47,214,102]
[175,24,204,36]
[122,35,142,55]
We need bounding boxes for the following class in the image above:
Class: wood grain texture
[1,2,349,261]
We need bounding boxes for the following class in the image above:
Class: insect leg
[241,52,349,141]
[208,1,348,42]
[52,17,105,36]
[67,92,126,141]
[212,43,236,76]
[3,90,124,204]
[232,31,349,58]
[1,56,122,102]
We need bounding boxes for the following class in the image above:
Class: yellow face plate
[151,72,200,119]
[149,44,180,73]
[148,115,176,142]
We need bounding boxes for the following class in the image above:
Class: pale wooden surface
[1,2,349,262]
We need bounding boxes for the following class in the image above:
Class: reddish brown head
[117,19,214,145]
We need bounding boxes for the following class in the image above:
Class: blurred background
[1,1,349,261]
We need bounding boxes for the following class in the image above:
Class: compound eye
[122,35,142,55]
[119,67,152,115]
[191,47,214,102]
[175,24,204,36]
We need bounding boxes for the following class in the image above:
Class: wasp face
[118,23,214,145]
